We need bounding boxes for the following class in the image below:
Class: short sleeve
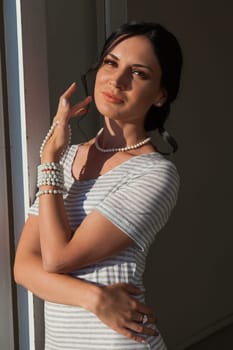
[95,160,180,251]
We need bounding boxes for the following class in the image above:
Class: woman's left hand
[94,283,158,343]
[41,82,92,163]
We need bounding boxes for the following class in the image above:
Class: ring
[142,315,148,324]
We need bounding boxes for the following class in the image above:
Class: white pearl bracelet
[37,179,66,189]
[38,162,63,172]
[36,189,66,198]
[37,163,65,188]
[36,161,67,196]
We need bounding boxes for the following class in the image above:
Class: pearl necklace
[95,128,151,153]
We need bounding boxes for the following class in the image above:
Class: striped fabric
[29,145,180,350]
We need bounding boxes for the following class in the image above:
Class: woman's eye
[132,70,148,79]
[103,58,117,67]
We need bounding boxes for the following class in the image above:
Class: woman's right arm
[14,215,157,343]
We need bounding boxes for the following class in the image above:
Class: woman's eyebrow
[132,63,154,72]
[108,53,119,60]
[108,53,154,72]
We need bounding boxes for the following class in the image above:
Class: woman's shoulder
[128,151,179,179]
[126,153,180,207]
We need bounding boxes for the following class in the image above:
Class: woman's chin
[98,107,123,121]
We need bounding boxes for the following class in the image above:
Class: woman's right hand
[94,283,158,344]
[41,82,92,163]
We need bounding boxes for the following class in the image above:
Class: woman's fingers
[70,96,92,116]
[57,82,77,115]
[62,82,77,99]
[117,323,158,345]
[115,283,157,324]
[120,283,145,295]
[136,300,155,318]
[126,321,158,337]
[145,314,156,324]
[119,327,148,344]
[56,83,92,121]
[61,82,92,109]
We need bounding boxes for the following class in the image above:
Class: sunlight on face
[94,35,165,125]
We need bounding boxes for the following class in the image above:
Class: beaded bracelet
[38,162,63,172]
[36,161,67,197]
[36,189,66,198]
[37,172,64,182]
[39,122,72,160]
[37,163,65,188]
[37,169,64,178]
[37,179,66,189]
[37,169,64,186]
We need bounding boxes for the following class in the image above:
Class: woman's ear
[154,88,168,107]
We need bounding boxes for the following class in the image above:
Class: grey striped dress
[29,144,180,350]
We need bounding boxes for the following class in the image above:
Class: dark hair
[82,21,183,154]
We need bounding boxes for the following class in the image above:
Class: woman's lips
[102,91,124,104]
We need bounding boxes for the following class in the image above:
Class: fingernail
[62,98,68,107]
[77,107,86,113]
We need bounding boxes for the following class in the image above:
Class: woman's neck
[100,118,148,149]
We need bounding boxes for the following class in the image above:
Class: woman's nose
[109,69,130,90]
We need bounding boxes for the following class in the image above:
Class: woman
[14,21,182,349]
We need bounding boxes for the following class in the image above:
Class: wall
[127,1,233,349]
[45,0,101,143]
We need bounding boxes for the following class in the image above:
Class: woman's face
[94,35,166,125]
